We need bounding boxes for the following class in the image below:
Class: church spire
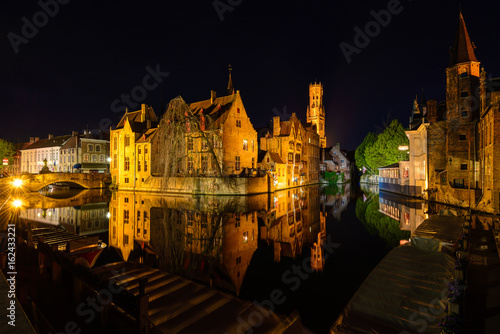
[227,64,235,95]
[449,10,477,66]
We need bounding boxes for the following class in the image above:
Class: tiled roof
[450,12,477,66]
[379,162,400,169]
[189,94,236,126]
[116,106,158,130]
[137,128,157,143]
[22,135,71,150]
[269,152,284,164]
[258,150,267,163]
[61,136,78,150]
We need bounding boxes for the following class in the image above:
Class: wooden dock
[91,262,305,334]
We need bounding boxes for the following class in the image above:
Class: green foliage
[356,195,411,248]
[324,171,339,184]
[355,132,377,174]
[323,184,340,196]
[0,139,15,163]
[364,119,409,174]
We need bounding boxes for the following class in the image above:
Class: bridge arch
[24,173,110,192]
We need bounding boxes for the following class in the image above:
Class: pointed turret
[227,64,235,95]
[449,11,477,66]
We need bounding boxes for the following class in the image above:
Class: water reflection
[108,185,350,294]
[20,203,109,235]
[355,190,412,248]
[378,191,428,235]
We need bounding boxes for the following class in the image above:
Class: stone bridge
[20,173,111,192]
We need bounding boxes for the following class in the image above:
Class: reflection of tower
[307,82,326,148]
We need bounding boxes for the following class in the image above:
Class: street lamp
[12,178,23,188]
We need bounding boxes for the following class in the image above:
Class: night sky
[2,0,500,150]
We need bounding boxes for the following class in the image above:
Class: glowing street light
[12,178,23,188]
[12,199,23,208]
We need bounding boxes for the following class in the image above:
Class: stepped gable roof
[190,94,237,126]
[450,11,478,66]
[23,135,71,150]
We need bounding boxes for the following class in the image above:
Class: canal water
[8,183,449,333]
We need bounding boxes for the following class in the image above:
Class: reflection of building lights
[12,179,23,188]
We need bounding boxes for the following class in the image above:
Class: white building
[20,135,70,173]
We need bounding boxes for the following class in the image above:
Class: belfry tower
[307,82,326,148]
[445,10,480,188]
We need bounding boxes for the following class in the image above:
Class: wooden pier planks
[91,262,303,334]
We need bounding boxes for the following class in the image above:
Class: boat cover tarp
[330,246,454,334]
[413,215,464,252]
[413,215,464,244]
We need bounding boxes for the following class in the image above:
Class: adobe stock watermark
[49,267,133,334]
[8,0,72,54]
[230,236,340,334]
[110,64,169,114]
[213,0,243,22]
[340,0,412,64]
[398,277,465,334]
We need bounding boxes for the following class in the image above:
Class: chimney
[72,131,78,137]
[30,137,34,144]
[427,100,438,123]
[48,134,53,139]
[291,113,296,119]
[35,137,39,142]
[141,104,147,122]
[211,90,216,104]
[273,116,280,136]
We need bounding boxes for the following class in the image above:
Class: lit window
[83,154,89,162]
[188,137,193,151]
[92,154,97,162]
[188,156,194,172]
[243,231,248,244]
[243,139,248,151]
[235,156,240,170]
[124,157,130,171]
